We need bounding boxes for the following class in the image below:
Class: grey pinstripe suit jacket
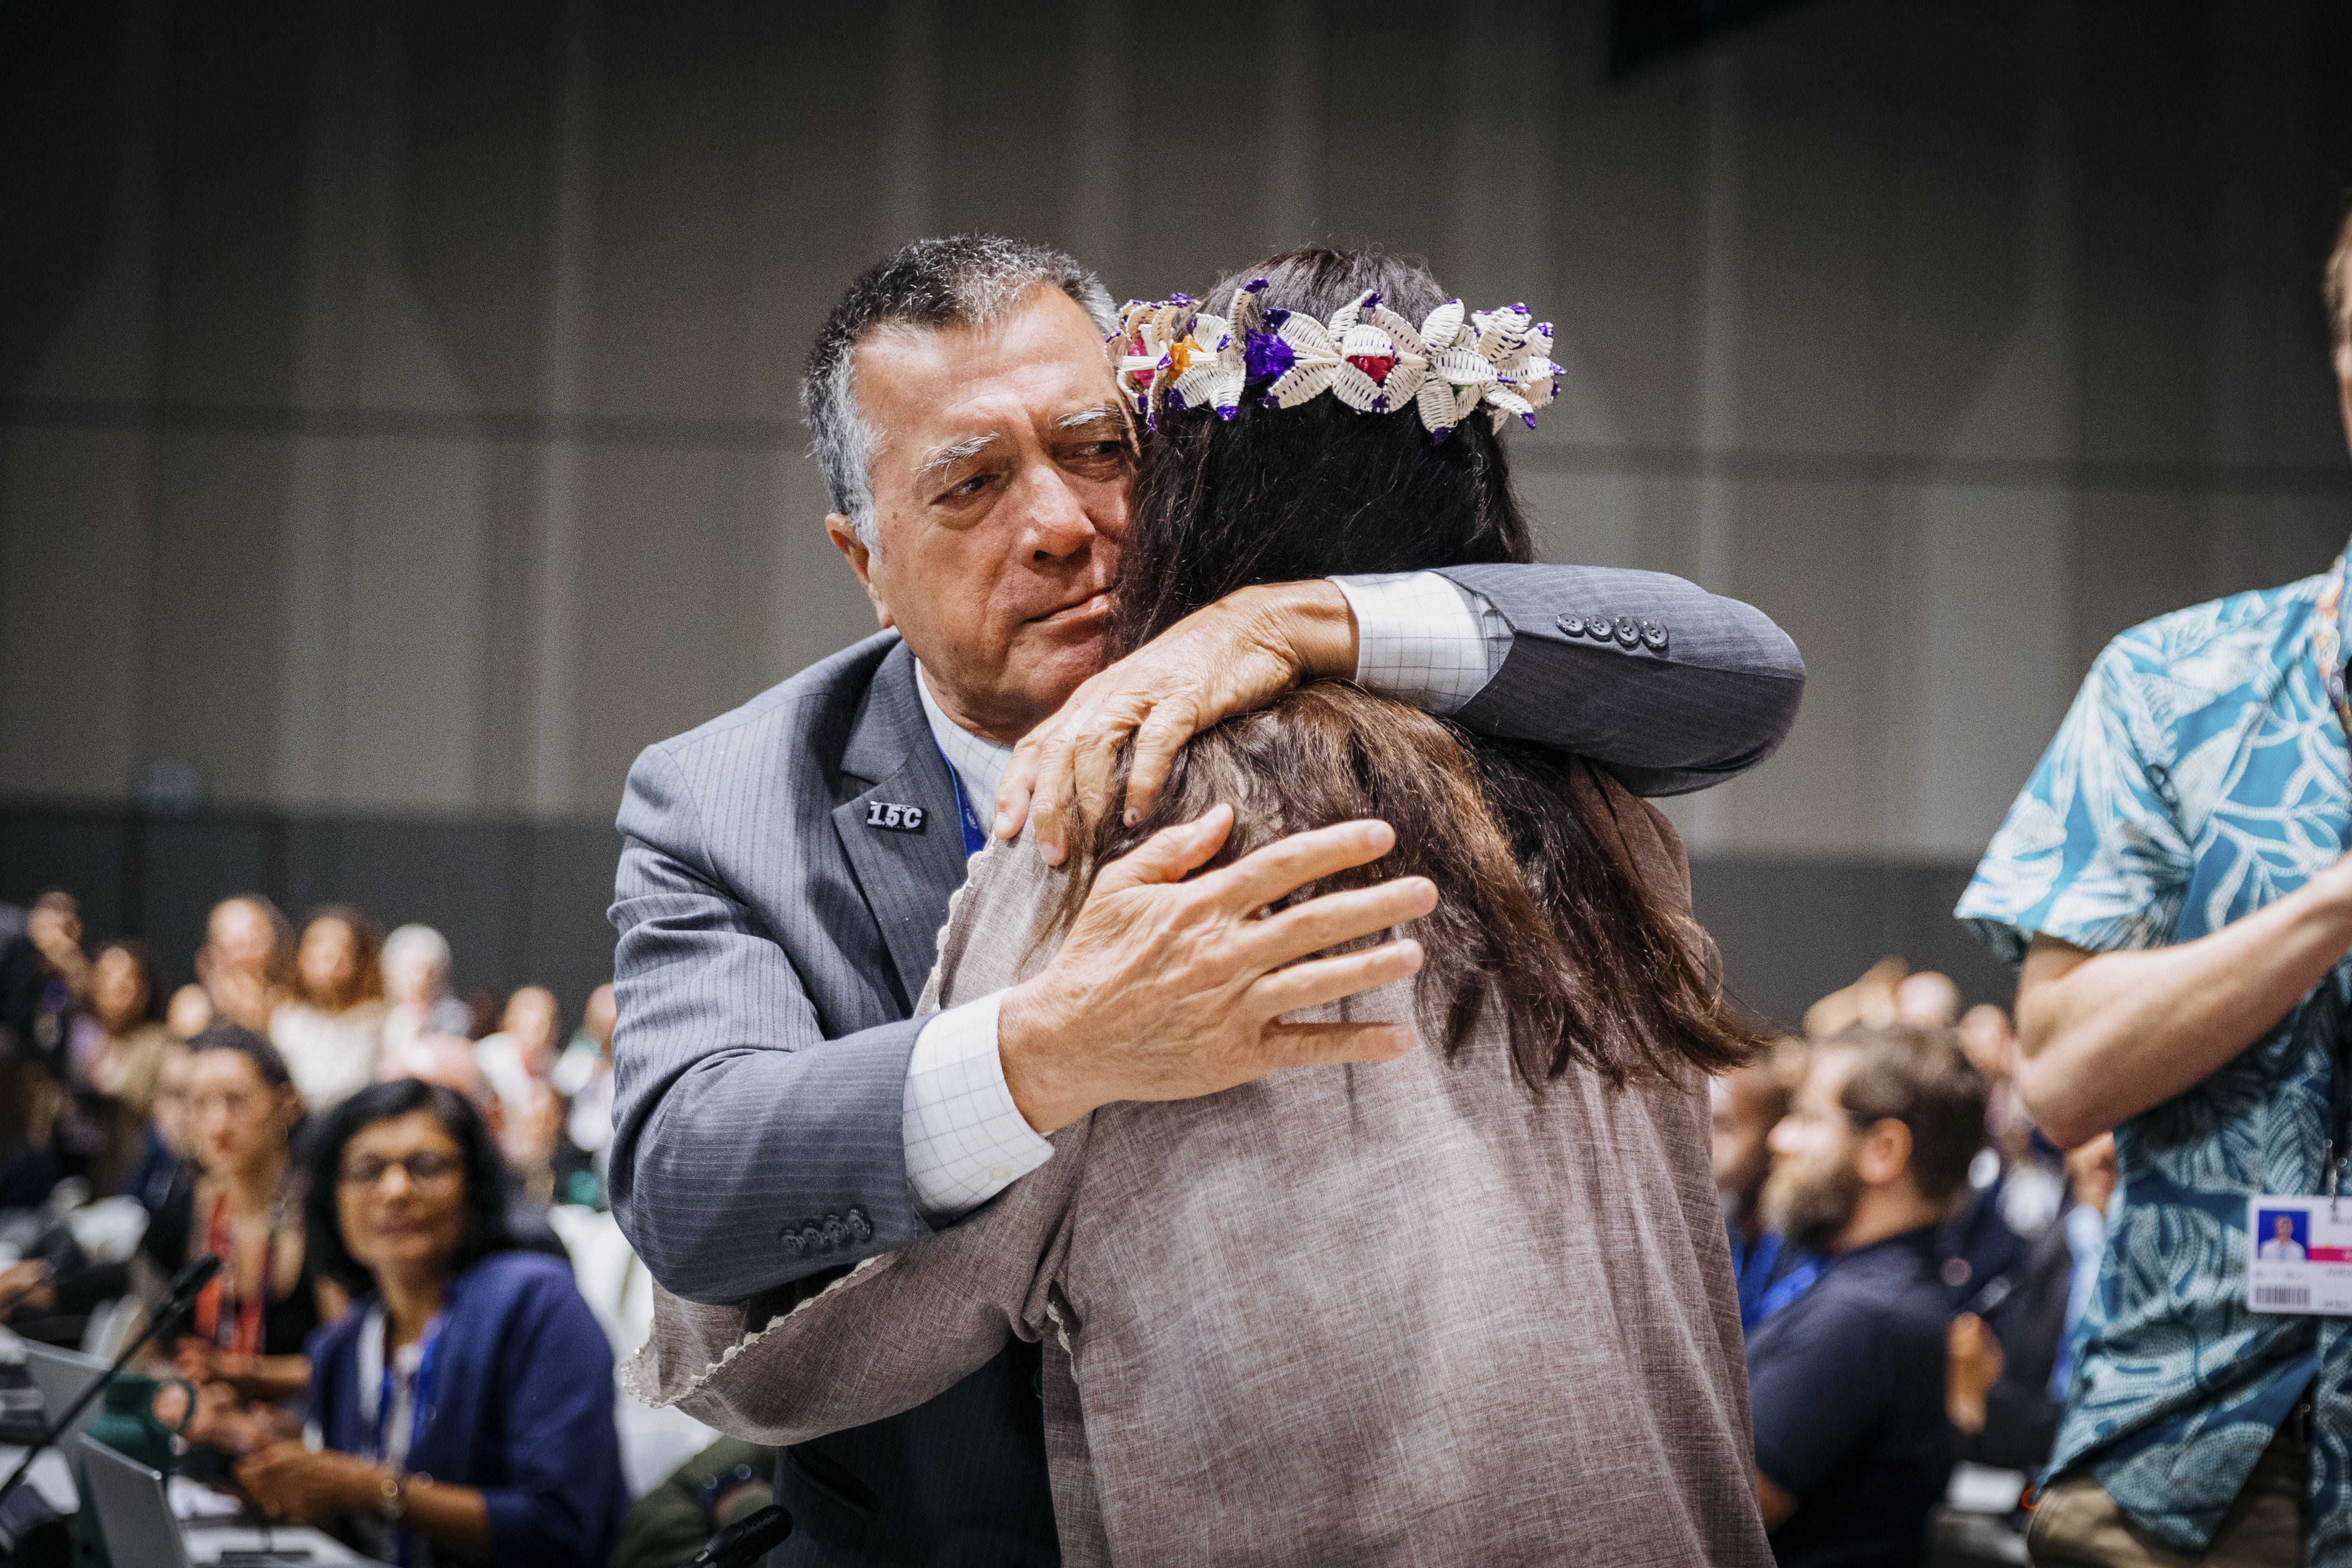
[608,562,1802,1565]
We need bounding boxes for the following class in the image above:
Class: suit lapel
[833,643,970,1010]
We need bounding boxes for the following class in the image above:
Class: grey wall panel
[0,429,151,798]
[5,0,2352,917]
[136,818,279,996]
[155,2,309,411]
[0,809,135,948]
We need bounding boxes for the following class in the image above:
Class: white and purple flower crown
[1110,279,1560,442]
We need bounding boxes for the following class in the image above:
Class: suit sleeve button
[1613,616,1640,647]
[1584,613,1613,639]
[1640,621,1669,653]
[1557,614,1584,637]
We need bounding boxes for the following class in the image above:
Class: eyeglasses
[339,1152,462,1188]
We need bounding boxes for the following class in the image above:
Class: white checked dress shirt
[902,572,1512,1220]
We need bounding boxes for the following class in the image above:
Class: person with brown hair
[64,938,173,1192]
[634,248,1783,1565]
[269,903,388,1113]
[1746,1023,1988,1567]
[197,893,295,1033]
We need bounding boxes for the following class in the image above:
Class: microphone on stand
[0,1253,223,1507]
[685,1503,794,1566]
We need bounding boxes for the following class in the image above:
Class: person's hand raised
[993,582,1357,865]
[994,807,1432,1132]
[1945,1312,2005,1436]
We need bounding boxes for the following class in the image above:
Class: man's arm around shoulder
[1436,562,1804,796]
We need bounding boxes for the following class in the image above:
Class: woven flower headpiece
[1110,279,1560,443]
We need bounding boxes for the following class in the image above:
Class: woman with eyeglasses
[235,1078,627,1566]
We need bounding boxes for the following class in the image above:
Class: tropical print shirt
[1955,549,2352,1561]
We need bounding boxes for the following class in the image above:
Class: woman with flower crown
[631,248,1777,1566]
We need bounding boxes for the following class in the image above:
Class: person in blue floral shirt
[1955,210,2352,1568]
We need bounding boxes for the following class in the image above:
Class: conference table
[0,1441,368,1565]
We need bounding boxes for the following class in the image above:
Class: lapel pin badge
[865,801,926,832]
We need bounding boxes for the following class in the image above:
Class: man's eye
[948,474,991,498]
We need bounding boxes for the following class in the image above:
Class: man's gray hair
[800,234,1118,550]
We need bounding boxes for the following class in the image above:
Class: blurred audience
[5,877,2108,1565]
[270,904,389,1113]
[25,891,90,1066]
[477,986,566,1191]
[1713,1048,1801,1328]
[551,982,617,1210]
[237,1079,626,1566]
[62,938,172,1192]
[382,922,471,1058]
[166,979,216,1040]
[1748,1023,1987,1568]
[1947,1131,2117,1473]
[197,893,295,1033]
[124,1034,197,1217]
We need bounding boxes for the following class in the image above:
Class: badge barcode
[2254,1286,2311,1308]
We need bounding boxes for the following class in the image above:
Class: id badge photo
[2246,1195,2352,1314]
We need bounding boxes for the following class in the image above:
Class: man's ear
[826,514,893,631]
[1854,1116,1914,1188]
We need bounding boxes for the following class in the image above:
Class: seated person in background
[270,905,389,1114]
[0,1053,61,1213]
[124,1035,196,1217]
[1714,1044,1804,1327]
[381,923,472,1059]
[1947,1131,2117,1473]
[236,1079,626,1567]
[474,986,565,1186]
[1748,1023,1987,1568]
[24,891,89,1070]
[198,893,295,1033]
[166,980,215,1041]
[64,938,173,1194]
[548,982,616,1210]
[172,1027,340,1409]
[614,1436,772,1568]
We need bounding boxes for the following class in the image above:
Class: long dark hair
[1084,247,1765,1089]
[304,1078,514,1295]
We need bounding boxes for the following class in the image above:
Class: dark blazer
[609,564,1804,1566]
[309,1251,629,1566]
[1965,1212,2080,1472]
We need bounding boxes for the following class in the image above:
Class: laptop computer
[80,1438,316,1568]
[21,1343,105,1447]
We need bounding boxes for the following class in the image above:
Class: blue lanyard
[936,750,988,859]
[371,1313,445,1468]
[1752,1254,1827,1324]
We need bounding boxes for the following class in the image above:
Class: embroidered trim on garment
[1111,282,1561,441]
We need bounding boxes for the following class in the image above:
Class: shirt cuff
[1332,571,1511,716]
[902,990,1054,1225]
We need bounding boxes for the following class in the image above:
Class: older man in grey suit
[610,234,1805,1566]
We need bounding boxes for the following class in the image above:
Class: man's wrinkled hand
[994,807,1433,1131]
[993,581,1357,864]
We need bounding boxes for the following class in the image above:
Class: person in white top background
[269,905,389,1114]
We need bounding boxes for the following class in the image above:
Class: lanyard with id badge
[2249,561,2352,1316]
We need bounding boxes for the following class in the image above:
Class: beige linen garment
[630,774,1770,1567]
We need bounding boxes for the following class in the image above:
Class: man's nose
[1014,467,1098,560]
